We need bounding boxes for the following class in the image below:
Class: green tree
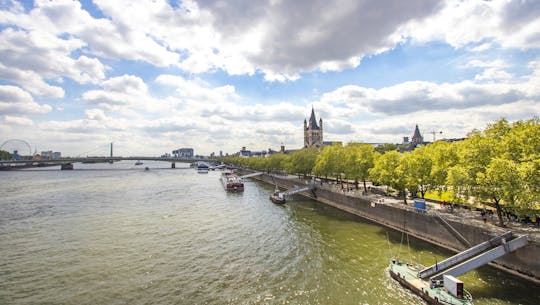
[399,146,433,199]
[425,141,459,192]
[267,153,288,172]
[313,144,345,182]
[476,158,521,226]
[374,143,398,154]
[370,151,408,204]
[0,150,11,160]
[285,147,318,178]
[343,143,374,192]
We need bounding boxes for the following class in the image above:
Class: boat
[388,231,527,305]
[269,186,286,204]
[135,160,143,165]
[220,170,244,191]
[389,259,472,305]
[197,162,209,174]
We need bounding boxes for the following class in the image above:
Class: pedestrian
[481,209,487,223]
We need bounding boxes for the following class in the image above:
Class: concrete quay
[239,170,540,284]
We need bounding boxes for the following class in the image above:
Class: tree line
[220,118,539,226]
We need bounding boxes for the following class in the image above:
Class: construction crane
[429,130,443,142]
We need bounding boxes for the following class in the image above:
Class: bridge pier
[171,162,176,169]
[61,163,74,170]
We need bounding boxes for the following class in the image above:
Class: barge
[220,170,244,191]
[389,232,527,305]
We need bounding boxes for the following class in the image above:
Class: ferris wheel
[0,139,33,160]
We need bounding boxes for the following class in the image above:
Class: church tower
[411,124,423,145]
[304,107,323,148]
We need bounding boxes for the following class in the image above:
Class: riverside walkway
[272,173,540,243]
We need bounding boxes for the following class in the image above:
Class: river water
[1,161,538,305]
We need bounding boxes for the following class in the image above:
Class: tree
[370,151,408,204]
[476,158,521,226]
[267,153,288,172]
[313,144,345,182]
[374,143,398,154]
[426,141,459,192]
[399,146,434,199]
[343,143,374,192]
[285,147,318,178]
[0,150,11,160]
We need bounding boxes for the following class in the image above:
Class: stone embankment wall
[243,171,540,283]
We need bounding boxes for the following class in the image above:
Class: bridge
[0,157,214,170]
[1,140,216,170]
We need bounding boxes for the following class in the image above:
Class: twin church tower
[304,107,323,148]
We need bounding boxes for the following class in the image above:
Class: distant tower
[304,107,323,148]
[411,125,423,145]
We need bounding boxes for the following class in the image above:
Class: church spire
[412,124,423,144]
[309,106,319,129]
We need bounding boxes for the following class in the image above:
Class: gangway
[240,172,264,179]
[418,232,528,281]
[282,185,314,196]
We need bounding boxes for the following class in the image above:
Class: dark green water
[1,161,538,304]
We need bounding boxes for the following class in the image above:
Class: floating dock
[389,231,528,305]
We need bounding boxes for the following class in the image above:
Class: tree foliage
[220,117,539,225]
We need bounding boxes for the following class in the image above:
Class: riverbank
[239,169,540,284]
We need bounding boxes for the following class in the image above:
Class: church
[304,107,323,148]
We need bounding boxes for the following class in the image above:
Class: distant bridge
[0,156,215,170]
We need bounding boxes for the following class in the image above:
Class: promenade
[276,173,540,243]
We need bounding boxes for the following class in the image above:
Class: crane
[429,130,443,142]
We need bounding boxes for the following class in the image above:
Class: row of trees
[220,118,539,226]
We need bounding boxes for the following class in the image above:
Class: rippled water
[1,161,538,304]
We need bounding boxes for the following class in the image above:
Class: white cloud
[402,0,540,50]
[0,85,52,115]
[0,62,64,98]
[2,0,538,84]
[82,75,153,112]
[474,68,513,81]
[3,115,34,126]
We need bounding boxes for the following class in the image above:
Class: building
[304,107,323,148]
[172,148,194,158]
[41,150,61,159]
[399,125,428,152]
[411,124,424,146]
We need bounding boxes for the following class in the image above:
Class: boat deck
[389,261,472,305]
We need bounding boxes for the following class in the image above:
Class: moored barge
[220,170,244,191]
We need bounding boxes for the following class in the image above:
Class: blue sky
[1,0,539,156]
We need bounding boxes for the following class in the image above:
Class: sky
[1,0,539,157]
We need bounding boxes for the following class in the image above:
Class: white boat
[197,162,209,174]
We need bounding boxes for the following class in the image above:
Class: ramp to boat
[240,172,264,179]
[282,185,313,196]
[418,232,528,281]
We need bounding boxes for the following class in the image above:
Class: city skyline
[1,0,540,156]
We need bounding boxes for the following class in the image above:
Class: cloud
[2,0,538,84]
[324,119,356,135]
[0,27,107,90]
[319,79,532,116]
[197,0,444,79]
[0,85,52,115]
[0,63,64,98]
[82,75,152,111]
[402,0,540,50]
[156,74,238,104]
[3,115,34,126]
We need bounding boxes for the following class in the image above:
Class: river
[1,161,538,304]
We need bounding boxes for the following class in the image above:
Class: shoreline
[239,169,540,285]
